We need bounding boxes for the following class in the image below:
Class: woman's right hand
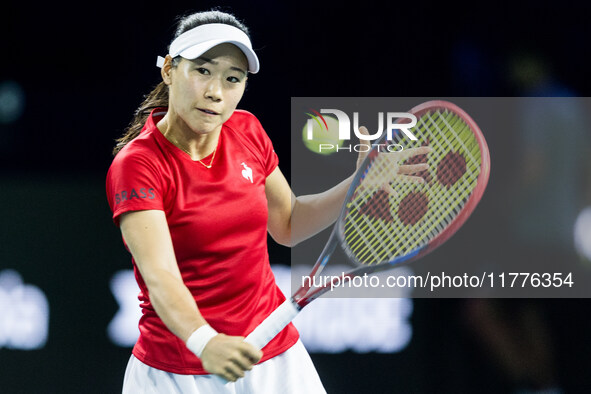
[201,334,263,382]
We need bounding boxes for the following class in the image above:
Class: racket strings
[393,111,481,245]
[343,109,483,265]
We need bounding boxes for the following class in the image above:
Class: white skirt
[122,340,326,394]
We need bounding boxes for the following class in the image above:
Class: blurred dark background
[2,1,591,393]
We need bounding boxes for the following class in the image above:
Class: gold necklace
[198,148,216,169]
[171,137,217,169]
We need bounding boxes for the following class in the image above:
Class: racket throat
[291,292,310,308]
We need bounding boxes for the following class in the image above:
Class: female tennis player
[106,9,429,394]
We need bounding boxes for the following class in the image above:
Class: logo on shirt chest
[240,162,253,183]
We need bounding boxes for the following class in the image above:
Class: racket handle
[244,299,300,350]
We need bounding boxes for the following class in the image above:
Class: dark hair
[112,10,250,155]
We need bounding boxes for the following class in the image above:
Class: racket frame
[295,100,490,305]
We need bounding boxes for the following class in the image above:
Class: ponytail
[112,82,168,155]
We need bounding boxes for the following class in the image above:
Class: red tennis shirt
[106,108,298,374]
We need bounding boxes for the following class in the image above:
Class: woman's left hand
[355,126,432,197]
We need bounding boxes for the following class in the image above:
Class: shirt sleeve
[106,151,165,225]
[260,128,279,176]
[247,112,279,176]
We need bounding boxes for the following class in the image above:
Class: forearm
[120,208,262,380]
[143,269,206,343]
[119,210,209,344]
[290,173,354,245]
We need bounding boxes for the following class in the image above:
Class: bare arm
[265,128,372,247]
[120,210,202,340]
[119,210,261,381]
[266,127,430,247]
[265,167,353,247]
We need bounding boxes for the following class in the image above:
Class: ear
[161,55,174,85]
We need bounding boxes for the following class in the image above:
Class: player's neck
[157,114,221,161]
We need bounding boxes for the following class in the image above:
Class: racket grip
[244,299,300,350]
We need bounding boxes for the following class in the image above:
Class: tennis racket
[245,100,490,350]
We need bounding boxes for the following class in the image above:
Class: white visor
[156,23,259,73]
